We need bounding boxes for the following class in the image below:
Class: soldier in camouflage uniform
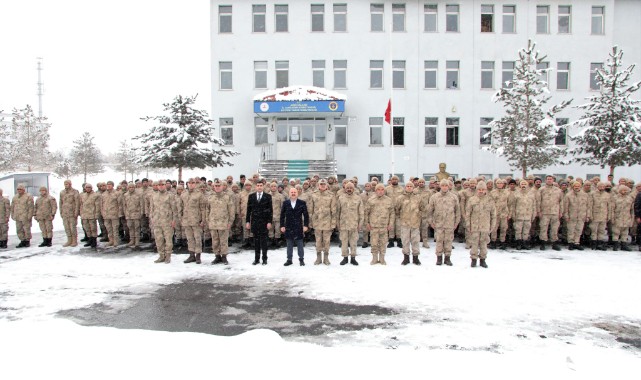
[101,181,122,247]
[11,184,34,248]
[0,189,10,249]
[415,178,432,249]
[309,179,336,265]
[269,182,285,248]
[360,182,374,248]
[396,182,424,265]
[563,181,591,251]
[123,183,144,250]
[80,183,101,248]
[489,179,510,250]
[97,182,108,241]
[590,182,611,250]
[139,179,151,241]
[426,179,460,266]
[465,181,496,268]
[537,176,564,251]
[208,179,236,265]
[150,180,177,263]
[182,178,208,263]
[238,181,253,248]
[509,180,537,250]
[610,185,634,251]
[173,184,185,249]
[459,178,477,249]
[59,180,81,247]
[336,182,363,265]
[385,175,404,248]
[34,186,57,247]
[365,183,394,265]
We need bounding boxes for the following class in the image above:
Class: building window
[537,62,549,84]
[253,5,266,33]
[393,60,405,89]
[502,5,516,33]
[446,5,459,32]
[333,60,347,89]
[219,5,232,33]
[393,117,404,146]
[371,3,384,32]
[276,60,289,88]
[555,118,568,146]
[557,62,570,90]
[392,4,406,32]
[424,117,437,145]
[369,117,383,145]
[311,4,324,32]
[312,60,325,88]
[254,61,267,89]
[481,61,494,89]
[558,6,571,34]
[334,117,347,145]
[481,5,494,32]
[502,61,514,88]
[424,60,438,89]
[315,120,326,142]
[275,5,288,32]
[255,117,268,145]
[219,61,232,90]
[369,174,384,182]
[592,6,604,35]
[590,63,603,91]
[276,119,287,142]
[446,118,459,146]
[446,60,459,89]
[480,117,493,146]
[220,118,233,146]
[424,4,437,32]
[370,60,384,89]
[333,4,347,32]
[536,6,549,34]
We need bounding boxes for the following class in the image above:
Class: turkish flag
[384,100,391,124]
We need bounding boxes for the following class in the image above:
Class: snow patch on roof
[253,86,347,102]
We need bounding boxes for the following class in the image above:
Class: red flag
[384,100,391,124]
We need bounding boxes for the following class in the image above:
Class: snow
[253,85,347,102]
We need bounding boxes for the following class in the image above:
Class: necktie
[258,193,261,202]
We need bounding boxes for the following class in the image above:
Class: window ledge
[369,144,384,147]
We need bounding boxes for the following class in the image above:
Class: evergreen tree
[7,105,52,172]
[570,46,641,176]
[51,150,73,179]
[0,111,10,170]
[70,132,105,183]
[135,94,238,181]
[488,40,572,178]
[116,140,142,181]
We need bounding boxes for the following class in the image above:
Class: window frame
[591,6,605,35]
[424,4,438,32]
[424,60,438,89]
[481,61,495,89]
[370,60,384,89]
[370,3,385,32]
[311,4,325,32]
[481,4,494,33]
[219,61,233,90]
[275,4,289,33]
[254,117,269,146]
[446,60,460,89]
[555,118,569,146]
[590,63,603,91]
[479,117,493,146]
[392,117,405,146]
[502,61,515,88]
[446,117,460,146]
[424,117,438,146]
[502,5,516,34]
[557,62,570,91]
[558,5,571,34]
[369,117,384,146]
[333,4,347,32]
[312,60,325,88]
[536,5,549,34]
[254,61,268,89]
[334,117,348,145]
[218,5,232,34]
[445,4,460,32]
[275,60,289,88]
[219,117,234,146]
[392,60,406,89]
[392,3,406,32]
[252,4,266,33]
[333,60,347,89]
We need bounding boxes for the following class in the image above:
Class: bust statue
[435,163,450,181]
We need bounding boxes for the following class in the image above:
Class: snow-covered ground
[1,236,640,379]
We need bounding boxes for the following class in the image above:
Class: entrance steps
[259,160,337,180]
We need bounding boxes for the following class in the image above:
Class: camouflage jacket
[427,191,460,229]
[34,194,57,221]
[309,190,336,230]
[465,194,497,233]
[59,188,80,218]
[365,195,394,229]
[11,193,34,222]
[80,192,102,220]
[207,192,235,230]
[395,191,423,228]
[150,191,177,227]
[336,193,364,230]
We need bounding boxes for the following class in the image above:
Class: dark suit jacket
[246,192,273,235]
[635,193,641,219]
[280,199,309,240]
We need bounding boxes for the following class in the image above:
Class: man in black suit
[280,187,310,266]
[246,181,273,265]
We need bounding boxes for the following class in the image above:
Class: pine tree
[570,46,641,176]
[116,140,142,182]
[51,150,73,178]
[70,132,105,183]
[7,105,52,172]
[135,94,238,181]
[0,111,10,170]
[488,40,572,178]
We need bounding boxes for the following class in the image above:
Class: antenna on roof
[36,57,44,118]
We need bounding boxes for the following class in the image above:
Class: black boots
[540,242,546,250]
[387,239,394,248]
[340,257,349,265]
[184,253,197,263]
[299,258,305,266]
[212,254,223,265]
[613,242,620,251]
[16,240,30,248]
[443,256,453,266]
[412,256,421,265]
[396,239,403,248]
[0,240,7,249]
[401,254,410,265]
[489,241,497,249]
[38,238,48,247]
[621,243,632,252]
[84,238,93,247]
[436,255,443,265]
[471,259,477,267]
[349,256,358,265]
[552,242,561,251]
[480,259,488,268]
[252,253,260,265]
[284,259,293,266]
[362,242,370,248]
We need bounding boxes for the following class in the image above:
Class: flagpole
[388,15,395,178]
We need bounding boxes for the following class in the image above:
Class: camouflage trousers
[127,219,141,240]
[590,220,608,242]
[98,216,107,236]
[514,220,532,241]
[269,219,281,239]
[369,227,388,255]
[400,226,420,256]
[0,222,8,240]
[566,219,585,245]
[469,231,490,260]
[611,226,630,243]
[491,217,509,242]
[388,216,401,239]
[315,229,332,254]
[340,229,358,257]
[174,222,184,239]
[37,219,53,238]
[62,216,78,238]
[153,226,174,256]
[104,219,120,243]
[539,214,560,242]
[434,228,454,256]
[184,225,203,254]
[15,220,32,241]
[141,215,150,236]
[210,229,229,256]
[81,219,98,238]
[421,218,430,248]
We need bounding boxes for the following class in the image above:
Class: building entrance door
[275,118,327,160]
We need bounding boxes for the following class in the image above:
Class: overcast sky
[0,0,211,154]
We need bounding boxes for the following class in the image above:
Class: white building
[210,0,641,182]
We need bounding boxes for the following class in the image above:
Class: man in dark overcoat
[246,181,273,265]
[280,187,310,266]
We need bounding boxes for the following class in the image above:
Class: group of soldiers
[1,169,640,269]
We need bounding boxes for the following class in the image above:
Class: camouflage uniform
[459,182,476,248]
[537,183,563,246]
[269,189,285,241]
[207,189,235,259]
[385,181,404,242]
[0,193,11,247]
[465,187,496,263]
[123,186,144,248]
[365,190,394,264]
[360,187,374,246]
[150,185,177,263]
[101,186,122,247]
[309,186,336,264]
[59,183,81,246]
[563,187,591,247]
[396,186,423,260]
[80,188,101,242]
[181,187,207,255]
[11,187,34,243]
[415,183,433,248]
[34,187,57,242]
[509,186,536,242]
[489,184,510,245]
[610,187,634,248]
[173,187,185,244]
[426,184,460,262]
[336,187,364,258]
[590,186,611,245]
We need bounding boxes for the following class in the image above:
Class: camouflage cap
[318,179,328,185]
[39,186,47,192]
[439,179,449,187]
[391,175,399,181]
[16,184,25,190]
[374,183,385,191]
[476,181,487,190]
[213,179,222,185]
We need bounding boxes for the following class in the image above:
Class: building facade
[210,0,641,181]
